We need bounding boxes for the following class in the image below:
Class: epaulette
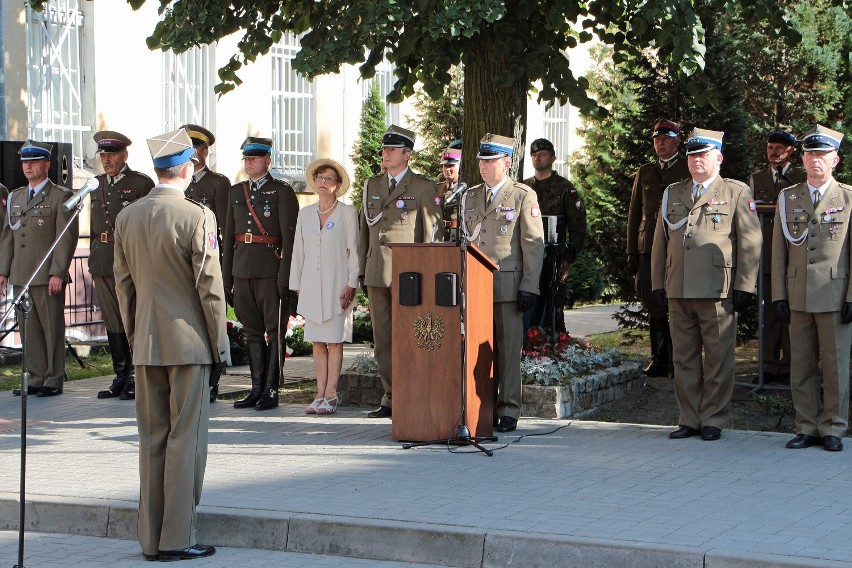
[723,178,749,190]
[412,171,434,183]
[514,181,532,192]
[665,179,688,192]
[839,183,852,192]
[467,182,485,192]
[128,169,154,183]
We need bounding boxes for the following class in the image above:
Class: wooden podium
[387,243,497,442]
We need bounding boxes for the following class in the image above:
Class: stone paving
[1,305,851,567]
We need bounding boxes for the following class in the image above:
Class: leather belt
[99,232,114,243]
[234,233,281,244]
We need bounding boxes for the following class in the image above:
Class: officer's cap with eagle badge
[801,125,844,153]
[477,133,515,160]
[685,128,724,155]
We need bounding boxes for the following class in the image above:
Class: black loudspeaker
[0,140,74,190]
[435,272,458,307]
[398,272,422,306]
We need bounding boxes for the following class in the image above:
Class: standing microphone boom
[62,178,100,212]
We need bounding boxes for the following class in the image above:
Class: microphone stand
[2,201,83,568]
[403,193,497,456]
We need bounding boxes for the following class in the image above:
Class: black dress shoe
[143,552,159,561]
[785,433,821,449]
[496,416,518,433]
[158,544,215,561]
[701,426,721,441]
[13,386,40,396]
[367,405,392,418]
[822,435,843,452]
[36,386,63,397]
[669,425,699,439]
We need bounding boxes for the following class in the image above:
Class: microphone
[444,182,468,205]
[62,178,100,211]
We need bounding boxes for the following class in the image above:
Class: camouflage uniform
[522,172,586,331]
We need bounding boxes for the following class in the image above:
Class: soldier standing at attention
[522,138,586,333]
[437,145,465,242]
[627,120,689,378]
[90,130,154,401]
[359,125,443,419]
[182,124,230,249]
[1,142,79,398]
[749,129,806,384]
[772,125,850,452]
[651,128,762,441]
[461,133,544,433]
[114,128,228,561]
[222,137,299,411]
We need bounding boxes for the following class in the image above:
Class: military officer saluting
[222,137,299,410]
[358,125,443,419]
[651,128,762,441]
[772,125,850,452]
[90,130,154,400]
[749,129,806,383]
[181,124,230,247]
[522,138,586,332]
[627,120,690,378]
[461,133,544,433]
[0,141,79,397]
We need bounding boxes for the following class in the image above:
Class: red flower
[527,327,540,340]
[559,332,570,343]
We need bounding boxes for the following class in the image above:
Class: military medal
[400,211,409,221]
[500,225,508,234]
[712,214,721,224]
[505,212,515,221]
[824,214,832,223]
[830,225,840,236]
[37,219,45,226]
[263,204,271,217]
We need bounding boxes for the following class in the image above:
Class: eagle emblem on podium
[413,312,444,351]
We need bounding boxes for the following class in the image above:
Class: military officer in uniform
[651,128,761,441]
[461,133,544,433]
[1,142,78,397]
[772,125,850,452]
[0,183,8,221]
[358,125,443,419]
[749,129,806,383]
[222,137,299,411]
[90,130,154,401]
[522,138,586,333]
[114,128,228,561]
[181,124,230,247]
[627,120,690,378]
[437,145,465,242]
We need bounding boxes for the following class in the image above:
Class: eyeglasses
[313,174,339,184]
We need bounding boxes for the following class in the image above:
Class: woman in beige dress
[290,159,359,414]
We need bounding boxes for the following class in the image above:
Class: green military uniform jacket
[627,157,690,256]
[522,172,586,256]
[0,180,79,285]
[222,173,299,291]
[651,176,762,298]
[749,165,807,274]
[89,167,154,276]
[358,169,442,288]
[460,180,545,301]
[185,166,230,241]
[772,180,852,313]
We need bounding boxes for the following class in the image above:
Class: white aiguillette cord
[777,189,808,246]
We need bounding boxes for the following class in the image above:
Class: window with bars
[543,102,570,176]
[271,34,316,177]
[26,0,88,167]
[361,56,399,126]
[162,46,212,133]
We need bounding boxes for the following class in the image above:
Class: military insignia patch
[434,196,441,206]
[748,200,756,212]
[208,231,217,250]
[531,206,541,217]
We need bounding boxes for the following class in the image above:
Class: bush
[564,251,604,308]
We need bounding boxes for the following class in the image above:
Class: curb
[1,495,849,568]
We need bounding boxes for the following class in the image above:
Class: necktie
[775,166,784,184]
[692,183,704,203]
[388,178,396,193]
[28,188,35,202]
[813,190,820,207]
[486,189,495,207]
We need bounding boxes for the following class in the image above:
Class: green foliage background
[349,83,386,212]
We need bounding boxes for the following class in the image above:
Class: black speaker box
[0,140,74,190]
[398,272,422,306]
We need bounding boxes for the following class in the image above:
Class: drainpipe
[0,11,8,140]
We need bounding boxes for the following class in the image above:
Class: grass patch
[0,345,115,391]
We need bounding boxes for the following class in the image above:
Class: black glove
[627,253,638,274]
[517,290,538,312]
[842,302,852,324]
[224,287,234,307]
[358,275,368,297]
[773,300,790,325]
[277,283,288,301]
[209,361,226,403]
[652,289,668,311]
[732,290,754,313]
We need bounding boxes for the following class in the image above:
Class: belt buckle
[100,232,109,243]
[243,233,253,244]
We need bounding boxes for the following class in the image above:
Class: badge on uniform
[505,212,516,221]
[37,219,45,226]
[371,195,381,200]
[396,199,405,209]
[434,195,441,206]
[263,204,271,217]
[531,206,541,218]
[748,200,756,212]
[400,211,409,221]
[500,225,508,234]
[326,221,335,230]
[208,231,217,250]
[830,225,840,236]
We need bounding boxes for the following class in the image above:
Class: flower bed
[521,326,622,386]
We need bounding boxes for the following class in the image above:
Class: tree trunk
[461,36,528,186]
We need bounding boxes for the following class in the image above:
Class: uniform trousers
[367,285,393,408]
[636,254,667,319]
[14,284,66,389]
[789,310,850,438]
[761,275,790,376]
[233,276,286,342]
[136,364,210,555]
[494,300,523,420]
[668,297,736,429]
[93,275,124,333]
